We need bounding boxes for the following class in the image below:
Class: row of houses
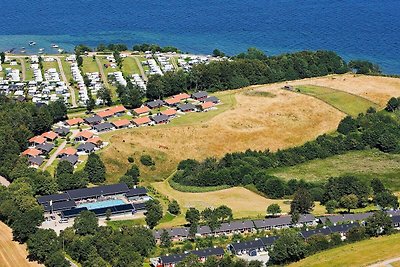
[153,212,400,266]
[22,130,60,167]
[153,210,400,243]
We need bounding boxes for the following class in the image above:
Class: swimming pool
[77,199,125,210]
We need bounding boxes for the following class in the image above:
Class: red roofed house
[112,119,131,129]
[97,109,115,119]
[41,131,58,142]
[74,130,94,142]
[22,148,42,157]
[58,147,77,157]
[164,98,180,106]
[161,109,177,118]
[132,116,152,127]
[133,106,151,116]
[174,93,190,101]
[198,101,215,112]
[65,117,84,127]
[87,137,103,147]
[29,135,46,146]
[110,105,127,116]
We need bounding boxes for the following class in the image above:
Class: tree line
[172,111,400,198]
[145,50,349,99]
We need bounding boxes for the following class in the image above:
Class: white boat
[29,41,36,46]
[51,44,59,48]
[58,48,64,53]
[39,48,44,52]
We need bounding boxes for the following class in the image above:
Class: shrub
[140,155,155,166]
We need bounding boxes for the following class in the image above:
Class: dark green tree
[27,229,60,263]
[44,250,70,267]
[73,210,98,235]
[145,199,163,229]
[185,207,200,225]
[340,194,358,213]
[168,200,181,215]
[375,191,399,210]
[269,230,307,264]
[325,200,338,214]
[290,188,314,214]
[55,160,74,178]
[337,116,357,135]
[365,211,393,237]
[267,203,281,216]
[0,52,5,63]
[98,87,113,106]
[160,229,172,248]
[84,153,106,183]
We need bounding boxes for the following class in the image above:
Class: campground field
[288,233,400,267]
[0,222,43,267]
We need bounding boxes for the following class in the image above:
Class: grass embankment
[270,149,400,191]
[296,85,379,117]
[289,233,400,267]
[22,58,34,81]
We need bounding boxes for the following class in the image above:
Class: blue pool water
[1,0,399,73]
[78,199,125,210]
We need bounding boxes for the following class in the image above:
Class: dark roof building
[152,114,169,124]
[93,122,114,132]
[84,115,103,125]
[228,239,265,255]
[126,187,148,198]
[54,126,70,136]
[133,202,147,211]
[153,227,189,240]
[203,96,220,104]
[43,200,76,212]
[329,222,359,234]
[60,154,79,165]
[214,220,255,234]
[300,227,332,239]
[36,143,54,154]
[253,214,316,230]
[191,91,208,100]
[77,142,96,153]
[260,236,279,247]
[323,213,373,224]
[66,183,129,200]
[146,99,165,109]
[178,103,196,112]
[28,156,44,166]
[37,193,70,205]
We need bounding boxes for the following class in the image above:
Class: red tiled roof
[112,119,131,127]
[174,93,190,100]
[22,148,42,157]
[132,116,151,125]
[162,109,177,116]
[29,135,46,144]
[201,102,215,109]
[41,131,58,140]
[97,109,114,118]
[110,105,127,113]
[133,106,150,115]
[66,117,84,126]
[59,147,77,156]
[87,137,103,145]
[75,130,94,139]
[165,98,180,105]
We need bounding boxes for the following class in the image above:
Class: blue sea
[1,0,400,73]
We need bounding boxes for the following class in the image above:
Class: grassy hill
[288,233,400,267]
[296,84,379,116]
[270,149,400,191]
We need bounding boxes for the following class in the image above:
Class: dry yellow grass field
[152,180,325,227]
[0,222,43,267]
[288,73,400,106]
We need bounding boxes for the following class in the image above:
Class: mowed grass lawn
[270,149,400,191]
[121,57,140,76]
[82,57,99,74]
[289,233,400,267]
[296,85,379,117]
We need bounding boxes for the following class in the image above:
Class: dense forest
[172,110,400,198]
[145,50,349,99]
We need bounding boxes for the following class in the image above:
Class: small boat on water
[29,41,36,46]
[51,44,59,48]
[58,48,64,53]
[39,48,44,52]
[20,49,26,53]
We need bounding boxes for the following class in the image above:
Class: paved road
[368,257,400,267]
[42,130,78,170]
[0,175,10,187]
[55,57,77,107]
[132,56,148,82]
